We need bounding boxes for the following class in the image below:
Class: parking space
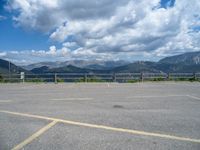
[0,82,200,149]
[0,113,49,150]
[24,123,200,150]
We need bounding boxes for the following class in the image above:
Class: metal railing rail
[0,72,200,83]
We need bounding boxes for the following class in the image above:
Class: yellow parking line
[0,110,200,144]
[12,120,58,150]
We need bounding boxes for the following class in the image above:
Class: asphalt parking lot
[0,82,200,150]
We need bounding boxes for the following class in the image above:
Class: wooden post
[85,73,88,83]
[23,73,25,83]
[193,72,196,80]
[141,72,144,82]
[113,73,116,82]
[54,73,57,84]
[167,73,170,80]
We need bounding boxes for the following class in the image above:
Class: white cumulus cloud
[3,0,200,64]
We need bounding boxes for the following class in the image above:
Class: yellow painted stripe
[12,120,57,150]
[1,110,200,144]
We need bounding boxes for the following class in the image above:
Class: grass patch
[26,79,45,83]
[127,80,138,83]
[57,78,65,83]
[87,77,105,82]
[75,77,106,82]
[152,77,165,81]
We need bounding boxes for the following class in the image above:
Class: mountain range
[0,51,200,74]
[113,51,200,73]
[23,60,129,70]
[0,59,26,74]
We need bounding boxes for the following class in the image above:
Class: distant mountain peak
[23,60,129,70]
[1,51,200,74]
[159,51,200,65]
[0,59,26,74]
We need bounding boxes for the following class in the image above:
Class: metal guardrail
[0,73,200,83]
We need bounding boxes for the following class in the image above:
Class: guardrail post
[54,73,57,84]
[140,73,144,82]
[167,73,170,80]
[193,72,196,80]
[20,72,25,83]
[113,73,116,82]
[23,73,25,83]
[85,73,88,82]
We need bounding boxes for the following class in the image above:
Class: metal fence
[0,73,200,83]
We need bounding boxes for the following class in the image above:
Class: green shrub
[189,77,198,82]
[57,78,65,83]
[75,76,105,82]
[0,74,3,82]
[85,76,104,82]
[27,79,44,83]
[87,77,105,82]
[75,77,85,83]
[127,80,138,83]
[153,77,165,81]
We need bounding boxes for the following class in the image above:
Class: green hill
[0,59,26,74]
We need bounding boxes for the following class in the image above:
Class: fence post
[85,73,88,83]
[113,73,116,82]
[54,73,57,84]
[140,72,144,82]
[167,73,170,80]
[193,72,196,80]
[20,72,25,83]
[23,73,25,83]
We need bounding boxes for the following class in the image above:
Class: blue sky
[0,0,200,65]
[0,1,56,51]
